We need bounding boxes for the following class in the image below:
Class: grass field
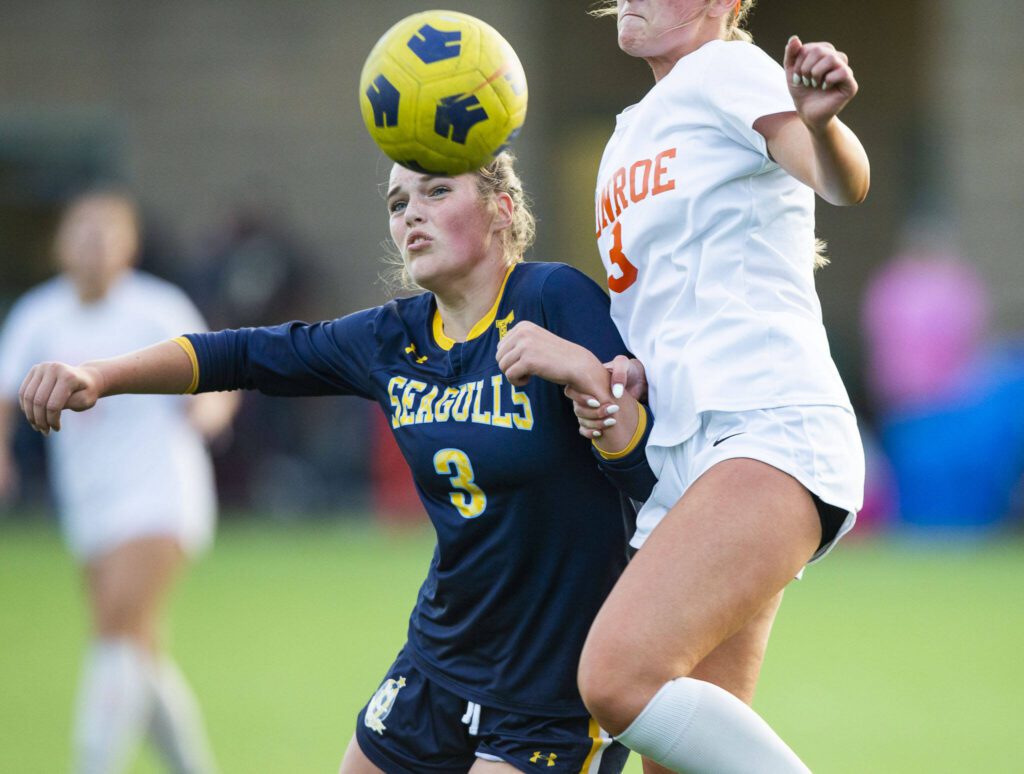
[2,516,1022,773]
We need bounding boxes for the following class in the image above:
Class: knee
[92,590,157,647]
[578,639,666,736]
[578,674,640,736]
[95,612,149,648]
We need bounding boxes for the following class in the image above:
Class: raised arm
[754,36,870,206]
[18,339,193,435]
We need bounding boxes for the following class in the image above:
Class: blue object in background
[881,348,1024,531]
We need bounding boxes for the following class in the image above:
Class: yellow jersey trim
[594,403,647,461]
[432,265,515,352]
[172,336,200,395]
[578,717,604,773]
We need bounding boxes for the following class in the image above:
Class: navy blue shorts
[354,648,630,774]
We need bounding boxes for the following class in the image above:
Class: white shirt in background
[0,270,217,560]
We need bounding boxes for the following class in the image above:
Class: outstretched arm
[18,339,193,435]
[754,36,870,206]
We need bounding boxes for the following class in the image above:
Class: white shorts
[634,405,865,564]
[58,449,218,563]
[63,491,216,564]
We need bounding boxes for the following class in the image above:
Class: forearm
[807,117,870,205]
[549,349,647,454]
[86,339,196,397]
[760,112,870,207]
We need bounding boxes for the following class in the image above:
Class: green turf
[1,517,1021,773]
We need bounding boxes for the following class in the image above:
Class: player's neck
[433,262,509,342]
[70,265,131,304]
[646,33,724,82]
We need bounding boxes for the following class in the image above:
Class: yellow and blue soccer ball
[359,10,528,175]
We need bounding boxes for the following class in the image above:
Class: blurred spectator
[862,244,1024,533]
[864,251,990,411]
[183,196,371,515]
[183,196,316,329]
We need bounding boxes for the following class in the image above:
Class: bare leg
[689,589,784,705]
[75,535,215,774]
[579,459,820,772]
[638,590,784,774]
[85,535,185,649]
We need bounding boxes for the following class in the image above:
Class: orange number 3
[607,221,638,293]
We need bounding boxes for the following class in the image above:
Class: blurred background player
[556,2,871,772]
[15,155,654,774]
[0,189,239,774]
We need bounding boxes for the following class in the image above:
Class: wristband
[593,403,647,461]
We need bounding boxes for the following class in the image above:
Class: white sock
[615,677,811,773]
[147,657,219,774]
[73,639,154,774]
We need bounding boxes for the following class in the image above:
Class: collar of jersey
[432,265,515,351]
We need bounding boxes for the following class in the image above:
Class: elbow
[847,159,871,205]
[850,173,870,205]
[845,186,869,207]
[826,175,870,207]
[819,151,871,206]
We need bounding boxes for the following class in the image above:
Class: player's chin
[402,243,426,263]
[405,253,439,284]
[617,33,646,57]
[617,19,656,54]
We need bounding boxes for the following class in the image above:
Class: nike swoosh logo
[712,431,745,447]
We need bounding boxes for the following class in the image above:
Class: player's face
[55,196,139,302]
[616,0,723,62]
[387,165,504,290]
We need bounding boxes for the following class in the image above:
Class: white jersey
[595,40,852,451]
[0,270,217,559]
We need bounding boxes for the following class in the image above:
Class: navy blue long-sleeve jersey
[184,261,654,716]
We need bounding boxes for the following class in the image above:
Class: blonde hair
[813,238,829,271]
[588,1,756,43]
[381,152,536,291]
[474,151,536,269]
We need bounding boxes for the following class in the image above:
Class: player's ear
[492,191,514,233]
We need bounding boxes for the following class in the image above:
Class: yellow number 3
[433,448,487,519]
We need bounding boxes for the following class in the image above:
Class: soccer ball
[358,10,528,175]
